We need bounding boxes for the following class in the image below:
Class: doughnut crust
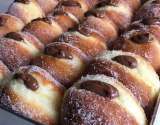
[33,42,88,88]
[0,60,10,83]
[95,0,141,33]
[22,17,63,47]
[0,32,44,71]
[113,25,160,76]
[8,0,45,24]
[0,65,66,125]
[83,50,160,120]
[135,0,160,21]
[0,14,24,37]
[80,10,119,49]
[61,74,147,125]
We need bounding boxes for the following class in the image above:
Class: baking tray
[0,103,44,125]
[0,92,160,125]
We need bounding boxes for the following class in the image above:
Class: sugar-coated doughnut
[135,0,160,21]
[0,32,44,71]
[33,42,88,88]
[80,10,119,49]
[57,25,107,60]
[83,50,160,120]
[22,17,63,47]
[8,0,45,24]
[61,74,148,125]
[0,65,66,125]
[0,14,24,37]
[95,0,141,33]
[57,25,108,59]
[113,22,160,77]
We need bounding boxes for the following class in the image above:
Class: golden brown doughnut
[83,50,160,120]
[95,0,141,33]
[35,0,59,15]
[33,42,88,88]
[0,65,66,125]
[57,25,107,59]
[8,0,45,24]
[113,22,160,77]
[22,17,63,47]
[0,32,44,71]
[80,10,119,49]
[0,14,24,37]
[61,74,148,125]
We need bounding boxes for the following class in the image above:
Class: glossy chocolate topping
[53,11,68,16]
[81,80,119,99]
[0,17,7,26]
[112,55,138,69]
[96,0,118,8]
[14,73,39,91]
[68,26,92,36]
[44,45,73,59]
[131,33,153,44]
[141,17,160,25]
[14,0,29,4]
[31,17,52,25]
[61,1,81,8]
[4,32,24,41]
[151,0,160,4]
[84,11,104,18]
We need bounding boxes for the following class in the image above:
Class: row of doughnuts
[37,0,142,88]
[0,0,142,88]
[113,0,160,76]
[0,0,102,86]
[0,0,158,125]
[0,0,108,124]
[60,0,160,124]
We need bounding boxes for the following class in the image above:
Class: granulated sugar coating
[61,74,147,125]
[0,65,66,125]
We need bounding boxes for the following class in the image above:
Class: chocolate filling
[61,1,81,8]
[14,73,39,91]
[31,17,52,25]
[84,11,104,18]
[53,11,68,16]
[96,0,118,8]
[0,17,7,26]
[14,0,29,4]
[81,80,119,99]
[68,26,92,36]
[112,55,138,69]
[4,32,24,41]
[131,33,153,44]
[44,45,73,59]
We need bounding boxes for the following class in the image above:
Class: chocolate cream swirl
[14,73,39,91]
[4,32,24,41]
[44,45,73,59]
[81,80,119,99]
[112,55,138,69]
